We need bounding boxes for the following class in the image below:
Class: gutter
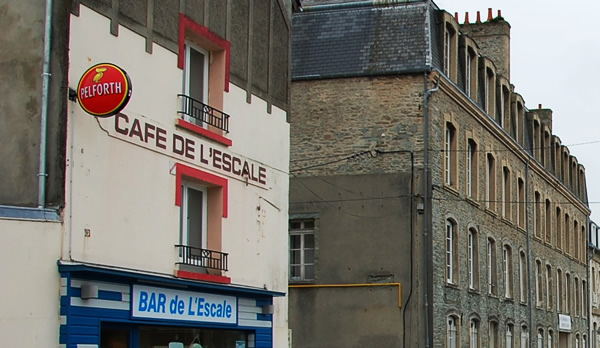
[38,0,54,208]
[299,0,424,12]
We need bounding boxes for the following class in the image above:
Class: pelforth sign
[77,63,132,117]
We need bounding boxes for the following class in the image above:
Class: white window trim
[446,220,454,284]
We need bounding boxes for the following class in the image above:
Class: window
[576,334,580,348]
[574,220,579,260]
[557,269,563,313]
[565,213,571,255]
[546,264,553,310]
[548,330,553,348]
[488,238,497,295]
[447,316,458,348]
[177,16,231,139]
[534,191,541,238]
[175,163,228,275]
[445,123,457,188]
[545,199,552,244]
[582,280,587,318]
[289,220,315,281]
[566,273,571,313]
[535,260,543,307]
[181,182,208,252]
[467,139,478,198]
[575,277,580,317]
[446,219,458,284]
[443,20,457,81]
[489,321,499,348]
[486,154,496,210]
[468,228,479,290]
[506,324,513,348]
[519,251,527,302]
[444,29,451,76]
[503,245,513,298]
[537,329,543,348]
[520,326,529,348]
[518,178,525,228]
[556,207,562,250]
[502,167,511,219]
[484,67,496,116]
[470,319,479,348]
[465,51,473,96]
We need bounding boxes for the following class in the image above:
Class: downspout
[525,158,534,347]
[38,0,54,208]
[423,73,439,348]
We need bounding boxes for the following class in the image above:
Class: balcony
[175,244,229,272]
[178,94,230,133]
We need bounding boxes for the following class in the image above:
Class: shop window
[175,163,228,277]
[139,325,248,348]
[177,15,232,146]
[466,138,478,199]
[289,219,315,281]
[468,227,479,290]
[446,219,458,285]
[487,237,497,295]
[503,244,513,299]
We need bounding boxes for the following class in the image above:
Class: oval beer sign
[77,63,132,117]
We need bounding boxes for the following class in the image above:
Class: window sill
[176,118,232,147]
[442,184,460,197]
[484,208,498,218]
[467,288,480,295]
[466,196,479,207]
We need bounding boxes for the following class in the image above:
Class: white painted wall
[68,5,289,345]
[0,219,61,346]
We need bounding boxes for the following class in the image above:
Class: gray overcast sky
[435,0,600,223]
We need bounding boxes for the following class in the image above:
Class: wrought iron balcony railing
[175,244,229,272]
[178,94,230,133]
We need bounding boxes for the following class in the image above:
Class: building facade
[0,1,291,347]
[590,222,600,347]
[289,1,590,347]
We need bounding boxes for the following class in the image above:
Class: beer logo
[77,63,132,117]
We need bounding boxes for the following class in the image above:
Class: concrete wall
[0,0,70,207]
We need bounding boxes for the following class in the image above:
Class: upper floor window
[503,245,513,298]
[468,228,479,290]
[537,329,543,348]
[442,18,458,82]
[470,319,479,348]
[535,260,543,307]
[557,269,564,313]
[556,207,562,251]
[489,321,499,348]
[290,220,315,281]
[545,199,552,244]
[502,166,510,219]
[446,219,458,284]
[486,154,496,210]
[487,237,497,295]
[447,316,458,348]
[517,177,525,228]
[445,123,457,188]
[534,191,541,239]
[546,264,553,310]
[520,326,529,348]
[467,139,478,198]
[506,323,513,348]
[519,251,527,302]
[181,182,208,255]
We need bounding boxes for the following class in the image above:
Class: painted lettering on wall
[132,285,237,324]
[109,114,267,187]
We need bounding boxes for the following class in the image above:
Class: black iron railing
[175,244,229,271]
[178,94,230,133]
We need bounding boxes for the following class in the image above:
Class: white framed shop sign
[132,285,237,324]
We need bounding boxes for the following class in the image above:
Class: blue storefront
[58,262,283,348]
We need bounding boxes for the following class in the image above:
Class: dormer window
[442,12,459,83]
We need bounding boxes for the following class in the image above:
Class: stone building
[0,1,291,347]
[289,1,590,347]
[589,221,600,347]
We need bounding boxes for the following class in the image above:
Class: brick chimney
[460,8,511,80]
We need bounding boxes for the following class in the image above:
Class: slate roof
[292,1,433,80]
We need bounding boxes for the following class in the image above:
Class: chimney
[498,9,502,18]
[455,12,459,22]
[464,12,469,24]
[460,9,511,79]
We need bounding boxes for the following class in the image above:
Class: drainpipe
[423,73,439,348]
[525,158,533,347]
[38,0,54,208]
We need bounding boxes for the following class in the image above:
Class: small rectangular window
[290,220,315,281]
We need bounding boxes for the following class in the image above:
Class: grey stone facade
[289,1,590,347]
